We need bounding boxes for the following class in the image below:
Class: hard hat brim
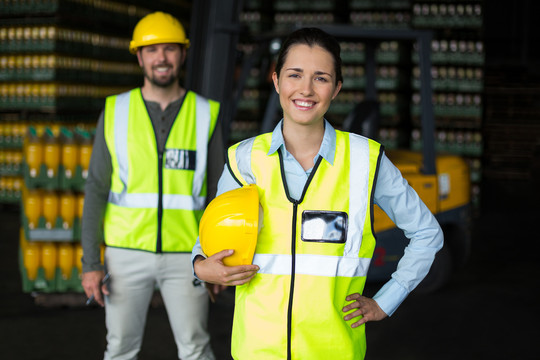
[199,184,260,266]
[129,39,191,54]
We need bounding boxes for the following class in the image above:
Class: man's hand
[204,283,228,303]
[194,249,259,286]
[81,270,109,307]
[342,293,388,328]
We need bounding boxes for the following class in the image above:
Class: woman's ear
[272,72,279,94]
[332,80,343,100]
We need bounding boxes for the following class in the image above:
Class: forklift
[187,1,472,293]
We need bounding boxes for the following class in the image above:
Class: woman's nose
[299,78,314,95]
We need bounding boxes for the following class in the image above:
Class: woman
[193,27,443,360]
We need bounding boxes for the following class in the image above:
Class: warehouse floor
[0,179,539,360]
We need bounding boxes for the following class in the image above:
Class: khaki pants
[103,247,214,360]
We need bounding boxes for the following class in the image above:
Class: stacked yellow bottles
[23,125,93,190]
[77,129,92,180]
[58,242,74,280]
[24,126,42,178]
[42,190,59,229]
[59,191,75,229]
[22,188,85,240]
[19,228,95,293]
[43,127,60,179]
[19,228,49,292]
[60,128,78,179]
[20,228,40,282]
[41,242,57,280]
[0,175,23,203]
[23,188,42,229]
[17,123,96,294]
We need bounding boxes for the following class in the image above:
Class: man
[81,11,223,360]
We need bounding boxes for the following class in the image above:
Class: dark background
[1,1,540,359]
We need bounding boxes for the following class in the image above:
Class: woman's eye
[289,73,300,78]
[316,76,328,82]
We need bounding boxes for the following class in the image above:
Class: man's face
[137,43,185,88]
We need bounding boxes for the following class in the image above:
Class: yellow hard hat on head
[199,184,261,266]
[129,11,190,54]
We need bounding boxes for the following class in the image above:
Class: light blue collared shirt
[193,119,443,316]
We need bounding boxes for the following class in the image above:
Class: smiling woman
[192,27,443,360]
[268,28,344,170]
[273,44,341,126]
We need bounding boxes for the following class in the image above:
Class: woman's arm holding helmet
[192,165,259,286]
[194,251,259,286]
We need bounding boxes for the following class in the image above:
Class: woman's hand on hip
[342,293,388,328]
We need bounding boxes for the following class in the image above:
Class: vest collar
[267,119,337,165]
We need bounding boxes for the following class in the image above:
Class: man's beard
[143,64,179,88]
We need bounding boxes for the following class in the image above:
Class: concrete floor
[1,181,539,359]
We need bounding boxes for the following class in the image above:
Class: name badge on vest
[301,210,348,243]
[164,148,196,170]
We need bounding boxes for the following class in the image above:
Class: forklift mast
[185,0,244,144]
[186,1,436,175]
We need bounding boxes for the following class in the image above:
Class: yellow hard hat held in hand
[129,11,190,54]
[200,184,262,266]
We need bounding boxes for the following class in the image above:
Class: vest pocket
[301,210,348,243]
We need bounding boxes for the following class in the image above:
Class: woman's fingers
[342,293,388,328]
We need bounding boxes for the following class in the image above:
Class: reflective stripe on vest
[253,253,371,277]
[227,130,383,360]
[108,91,210,211]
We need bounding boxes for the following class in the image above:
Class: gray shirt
[81,93,225,272]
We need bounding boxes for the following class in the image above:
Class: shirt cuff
[372,278,410,317]
[191,242,207,279]
[82,262,105,274]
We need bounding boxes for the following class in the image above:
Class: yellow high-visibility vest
[103,88,219,252]
[227,129,383,360]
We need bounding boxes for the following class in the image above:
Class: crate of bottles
[0,54,141,85]
[411,92,483,119]
[412,40,485,66]
[0,25,132,62]
[19,228,105,293]
[0,82,126,111]
[412,3,483,29]
[0,121,26,149]
[340,42,366,64]
[0,149,23,176]
[23,125,93,191]
[0,175,22,203]
[21,187,85,241]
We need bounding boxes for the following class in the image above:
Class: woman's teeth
[295,100,314,108]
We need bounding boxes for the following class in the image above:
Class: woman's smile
[293,99,316,110]
[273,44,342,127]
